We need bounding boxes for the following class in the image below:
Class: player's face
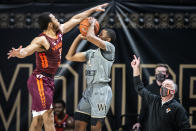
[54,103,65,115]
[98,29,110,42]
[49,14,60,32]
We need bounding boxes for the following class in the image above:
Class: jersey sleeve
[84,49,93,61]
[104,41,115,53]
[102,41,115,61]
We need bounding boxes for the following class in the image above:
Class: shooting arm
[86,20,106,50]
[65,34,86,62]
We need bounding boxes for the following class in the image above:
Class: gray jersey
[84,41,115,84]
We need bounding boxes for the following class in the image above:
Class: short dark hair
[54,100,66,108]
[104,28,116,43]
[155,64,169,74]
[38,12,51,30]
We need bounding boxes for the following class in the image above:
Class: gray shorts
[76,83,112,118]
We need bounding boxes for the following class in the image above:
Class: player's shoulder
[34,36,48,44]
[32,36,49,50]
[104,41,115,48]
[59,24,65,34]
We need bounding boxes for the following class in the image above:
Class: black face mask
[155,73,166,82]
[160,86,171,97]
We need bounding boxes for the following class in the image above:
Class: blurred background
[0,0,196,131]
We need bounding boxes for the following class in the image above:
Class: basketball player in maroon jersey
[7,3,108,131]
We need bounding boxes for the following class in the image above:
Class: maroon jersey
[33,31,63,77]
[54,114,69,131]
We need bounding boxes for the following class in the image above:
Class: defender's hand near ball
[93,3,108,12]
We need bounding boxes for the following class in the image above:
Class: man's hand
[132,123,141,130]
[7,45,23,59]
[131,55,140,76]
[79,34,87,40]
[131,55,140,69]
[88,17,96,25]
[88,17,96,32]
[93,3,108,12]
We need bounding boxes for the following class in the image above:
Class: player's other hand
[7,45,22,59]
[132,122,141,130]
[79,34,87,40]
[93,3,108,12]
[88,17,96,25]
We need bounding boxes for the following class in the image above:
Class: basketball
[79,17,100,36]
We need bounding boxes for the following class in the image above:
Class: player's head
[98,28,116,43]
[54,100,66,116]
[38,12,60,32]
[160,79,177,98]
[155,64,169,82]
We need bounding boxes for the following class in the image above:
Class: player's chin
[53,25,60,32]
[54,28,60,33]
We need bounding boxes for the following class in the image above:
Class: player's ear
[106,37,111,42]
[48,22,53,28]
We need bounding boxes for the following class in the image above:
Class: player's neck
[44,29,57,39]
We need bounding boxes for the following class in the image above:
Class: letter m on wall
[0,64,32,131]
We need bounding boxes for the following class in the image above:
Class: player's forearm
[133,66,140,76]
[15,48,28,58]
[72,8,96,23]
[61,8,95,34]
[86,24,95,43]
[66,36,81,60]
[87,23,95,36]
[86,26,106,50]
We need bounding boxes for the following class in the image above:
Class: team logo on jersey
[52,42,57,46]
[36,74,45,79]
[52,42,62,51]
[85,70,96,76]
[97,104,106,112]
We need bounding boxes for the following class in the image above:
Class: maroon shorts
[27,73,54,112]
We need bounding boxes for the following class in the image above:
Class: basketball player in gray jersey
[66,17,116,131]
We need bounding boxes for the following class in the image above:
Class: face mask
[155,73,166,82]
[160,86,173,97]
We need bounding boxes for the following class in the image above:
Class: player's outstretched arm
[65,34,86,62]
[86,17,106,50]
[61,3,108,34]
[7,36,49,59]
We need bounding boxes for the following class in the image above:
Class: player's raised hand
[93,3,108,12]
[88,17,96,25]
[131,55,140,69]
[7,45,22,59]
